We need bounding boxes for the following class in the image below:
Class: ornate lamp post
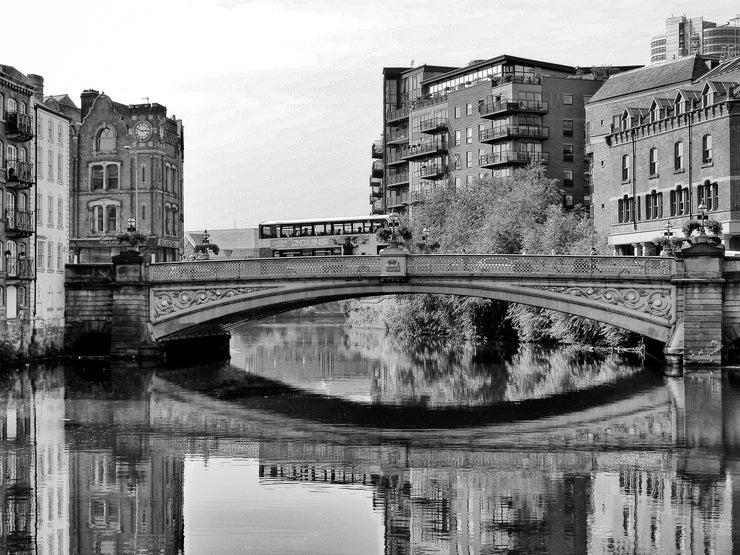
[697,202,708,236]
[127,217,137,233]
[388,210,401,248]
[663,220,673,255]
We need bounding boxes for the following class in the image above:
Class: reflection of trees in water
[504,346,643,402]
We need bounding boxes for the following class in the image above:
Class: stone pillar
[670,241,725,369]
[379,245,408,282]
[110,253,161,359]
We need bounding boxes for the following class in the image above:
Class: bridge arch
[150,278,673,343]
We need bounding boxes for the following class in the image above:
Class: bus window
[353,222,364,233]
[301,226,313,236]
[315,223,328,235]
[260,225,275,238]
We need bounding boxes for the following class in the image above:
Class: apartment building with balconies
[372,55,620,215]
[0,65,38,354]
[651,15,740,64]
[585,54,740,255]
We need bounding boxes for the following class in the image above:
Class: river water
[2,317,740,554]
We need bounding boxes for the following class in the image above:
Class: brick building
[54,90,185,263]
[0,65,38,353]
[371,55,629,216]
[585,55,740,254]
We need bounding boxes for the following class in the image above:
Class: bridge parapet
[149,255,674,282]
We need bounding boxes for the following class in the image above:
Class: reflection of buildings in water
[65,394,185,554]
[0,369,68,554]
[256,436,736,554]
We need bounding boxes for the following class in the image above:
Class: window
[56,244,62,271]
[466,103,472,116]
[106,165,119,189]
[621,154,630,181]
[0,94,3,119]
[58,122,63,143]
[466,151,473,168]
[37,146,43,178]
[91,165,104,189]
[649,148,658,176]
[37,194,43,225]
[454,129,461,146]
[562,93,573,105]
[563,144,574,161]
[48,120,53,140]
[674,141,684,171]
[48,150,53,180]
[563,169,573,187]
[57,153,63,182]
[48,196,54,227]
[702,134,712,164]
[95,126,116,151]
[47,242,53,271]
[618,196,633,223]
[563,119,573,136]
[37,240,45,270]
[564,194,574,207]
[465,175,473,185]
[454,153,462,170]
[454,106,461,118]
[36,115,43,137]
[454,177,461,188]
[57,198,63,228]
[90,163,120,190]
[466,127,472,144]
[478,148,485,166]
[106,205,118,232]
[670,186,689,216]
[697,180,719,211]
[91,206,104,233]
[645,191,663,220]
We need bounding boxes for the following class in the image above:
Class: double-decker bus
[257,215,389,257]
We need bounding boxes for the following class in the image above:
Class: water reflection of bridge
[4,367,740,553]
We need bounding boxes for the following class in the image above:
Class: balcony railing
[419,164,448,180]
[479,151,549,168]
[6,256,34,279]
[386,105,409,123]
[480,125,549,143]
[478,99,549,118]
[386,150,408,167]
[372,159,384,176]
[5,159,34,187]
[6,112,34,142]
[5,209,33,236]
[386,171,410,187]
[410,94,448,111]
[419,117,447,134]
[369,176,382,188]
[401,139,448,160]
[386,129,409,145]
[386,194,408,209]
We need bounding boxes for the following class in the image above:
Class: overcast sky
[5,0,737,231]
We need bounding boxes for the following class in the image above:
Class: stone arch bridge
[65,246,737,369]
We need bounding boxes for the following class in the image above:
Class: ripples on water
[1,318,739,553]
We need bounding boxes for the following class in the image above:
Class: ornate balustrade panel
[406,255,673,277]
[150,256,383,282]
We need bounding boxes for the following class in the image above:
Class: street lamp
[698,202,708,235]
[127,217,137,233]
[388,210,401,247]
[663,220,673,255]
[123,145,139,234]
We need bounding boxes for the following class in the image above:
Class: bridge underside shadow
[150,278,673,344]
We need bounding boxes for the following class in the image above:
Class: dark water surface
[2,320,740,553]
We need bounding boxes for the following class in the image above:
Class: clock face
[134,120,152,141]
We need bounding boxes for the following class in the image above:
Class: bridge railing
[407,255,674,277]
[149,255,673,282]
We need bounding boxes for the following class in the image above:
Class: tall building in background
[53,90,185,263]
[651,15,740,63]
[371,55,630,216]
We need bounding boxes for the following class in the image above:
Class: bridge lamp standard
[123,145,140,234]
[388,210,401,248]
[664,221,673,255]
[697,202,708,236]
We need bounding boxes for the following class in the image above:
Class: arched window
[7,97,17,114]
[0,93,4,119]
[7,144,17,162]
[6,285,17,319]
[649,148,658,176]
[90,206,104,233]
[5,193,15,227]
[674,141,684,171]
[18,147,26,162]
[702,134,712,164]
[165,204,172,235]
[18,101,26,114]
[95,126,116,151]
[621,154,630,181]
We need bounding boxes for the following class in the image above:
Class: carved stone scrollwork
[152,286,276,320]
[522,285,673,321]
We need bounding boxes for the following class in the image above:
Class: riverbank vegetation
[350,166,638,349]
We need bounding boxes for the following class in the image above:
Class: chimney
[80,89,99,119]
[26,74,44,101]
